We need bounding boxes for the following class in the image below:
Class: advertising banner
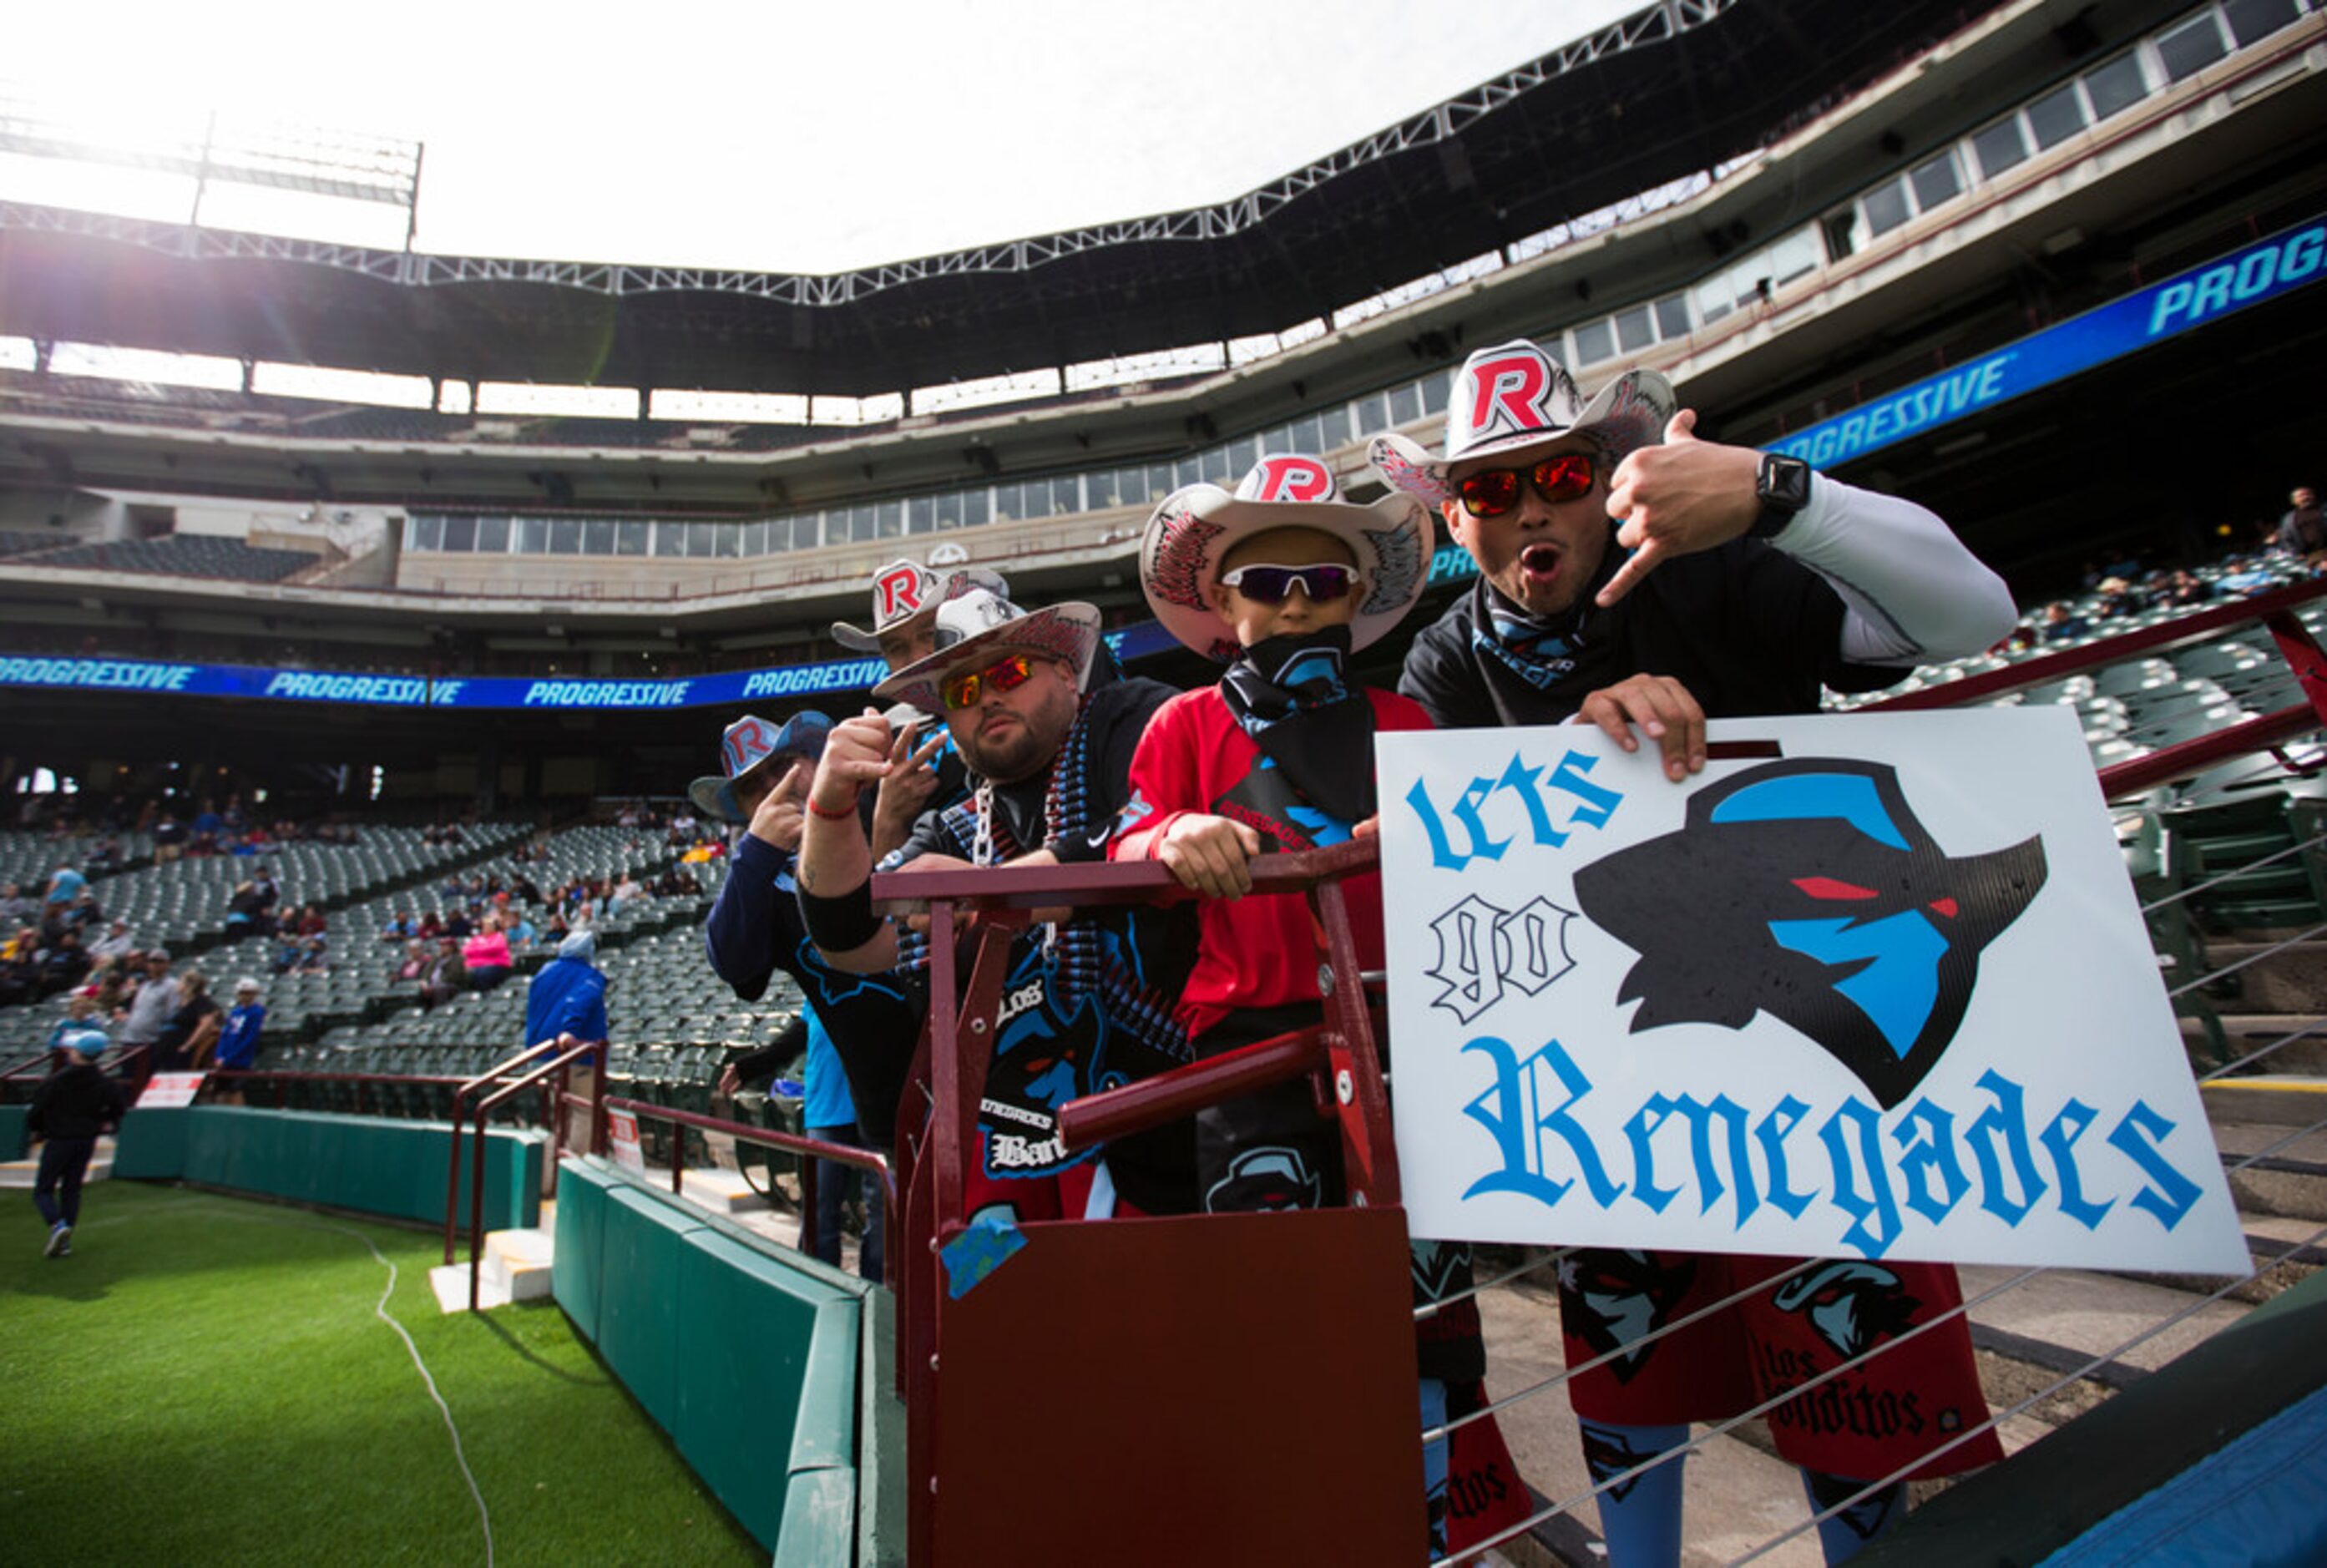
[1378,709,2249,1273]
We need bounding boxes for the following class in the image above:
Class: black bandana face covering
[1218,625,1379,827]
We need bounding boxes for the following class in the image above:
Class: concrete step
[0,1136,114,1190]
[2199,940,2327,1014]
[679,1166,767,1216]
[2183,1014,2327,1075]
[2198,1073,2327,1129]
[428,1224,555,1313]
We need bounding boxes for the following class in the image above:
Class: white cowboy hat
[1141,453,1431,660]
[1369,339,1676,507]
[829,557,1010,653]
[872,589,1103,714]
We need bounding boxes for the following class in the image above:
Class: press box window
[441,516,476,552]
[408,515,443,551]
[1571,318,1616,365]
[475,516,511,554]
[616,520,650,556]
[1653,294,1692,340]
[1909,149,1964,213]
[1614,304,1657,353]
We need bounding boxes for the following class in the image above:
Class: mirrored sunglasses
[940,653,1036,711]
[1455,453,1597,518]
[1217,564,1358,604]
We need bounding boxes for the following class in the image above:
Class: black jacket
[29,1061,131,1141]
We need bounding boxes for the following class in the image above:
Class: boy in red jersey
[1112,453,1525,1557]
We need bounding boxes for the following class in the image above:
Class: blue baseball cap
[686,711,833,825]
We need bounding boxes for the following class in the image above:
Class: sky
[10,0,1645,276]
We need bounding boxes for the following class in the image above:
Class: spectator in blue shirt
[527,930,610,1151]
[209,978,267,1103]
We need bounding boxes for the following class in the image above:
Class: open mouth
[1518,541,1562,584]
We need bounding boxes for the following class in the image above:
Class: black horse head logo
[1571,757,2046,1109]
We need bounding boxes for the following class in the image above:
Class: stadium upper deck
[0,0,2322,675]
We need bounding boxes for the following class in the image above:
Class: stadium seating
[24,535,321,583]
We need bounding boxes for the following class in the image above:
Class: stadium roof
[0,0,2010,397]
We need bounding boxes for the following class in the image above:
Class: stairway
[0,1134,114,1190]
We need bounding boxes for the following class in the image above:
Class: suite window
[1862,176,1913,238]
[907,497,934,534]
[2156,13,2228,81]
[583,518,615,556]
[2082,53,2148,120]
[2026,83,2088,149]
[1971,117,2030,180]
[1820,208,1860,263]
[1353,393,1389,433]
[517,517,549,554]
[1614,304,1657,353]
[1318,406,1351,449]
[1419,372,1452,415]
[1388,383,1422,426]
[877,501,904,539]
[2223,0,2299,48]
[1909,149,1965,213]
[476,516,511,554]
[962,491,989,529]
[1571,318,1616,365]
[714,524,741,558]
[1050,477,1082,515]
[1653,294,1692,340]
[408,515,443,551]
[549,520,584,555]
[1201,447,1233,485]
[441,516,476,553]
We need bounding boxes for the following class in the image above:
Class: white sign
[607,1107,646,1173]
[1378,710,2249,1274]
[134,1071,208,1109]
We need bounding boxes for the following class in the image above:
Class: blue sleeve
[578,978,610,1044]
[703,833,809,1001]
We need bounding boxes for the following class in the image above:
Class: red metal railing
[1865,578,2327,799]
[868,839,1399,1564]
[466,1039,598,1310]
[443,1036,578,1267]
[592,1094,893,1267]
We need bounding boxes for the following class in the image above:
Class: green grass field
[2,1180,763,1565]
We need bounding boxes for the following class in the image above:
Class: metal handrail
[442,1036,569,1265]
[594,1094,894,1271]
[468,1039,598,1310]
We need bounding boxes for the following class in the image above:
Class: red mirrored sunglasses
[940,652,1036,711]
[1456,453,1597,518]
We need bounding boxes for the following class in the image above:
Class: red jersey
[1110,684,1434,1038]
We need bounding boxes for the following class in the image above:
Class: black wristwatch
[1749,453,1813,539]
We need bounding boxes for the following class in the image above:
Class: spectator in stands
[415,910,444,941]
[87,835,120,870]
[668,806,700,846]
[205,978,266,1101]
[28,1026,130,1259]
[2041,601,2090,643]
[153,811,186,862]
[463,925,513,991]
[605,873,645,918]
[443,904,474,939]
[2279,485,2326,566]
[382,910,418,940]
[154,969,222,1072]
[87,957,138,1019]
[417,937,466,1010]
[0,932,36,1008]
[0,883,32,925]
[44,992,107,1056]
[225,880,271,943]
[34,928,90,1000]
[89,918,134,964]
[1378,339,2014,1566]
[395,939,430,982]
[43,866,87,908]
[115,950,179,1068]
[526,929,610,1150]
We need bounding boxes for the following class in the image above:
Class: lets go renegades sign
[1377,709,2249,1274]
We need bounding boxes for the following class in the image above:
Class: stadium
[3,0,2324,1561]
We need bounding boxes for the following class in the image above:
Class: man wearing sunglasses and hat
[1381,338,2014,780]
[797,588,1198,1222]
[1375,341,2015,1565]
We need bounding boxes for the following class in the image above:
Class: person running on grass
[28,1026,129,1258]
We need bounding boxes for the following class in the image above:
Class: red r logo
[1466,353,1550,438]
[1247,456,1333,503]
[722,718,773,776]
[875,564,926,622]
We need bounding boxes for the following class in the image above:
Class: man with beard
[798,588,1196,1222]
[1374,339,2016,1565]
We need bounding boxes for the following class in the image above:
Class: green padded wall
[109,1107,540,1230]
[676,1227,861,1554]
[111,1107,190,1179]
[553,1159,616,1341]
[596,1185,704,1434]
[0,1105,28,1161]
